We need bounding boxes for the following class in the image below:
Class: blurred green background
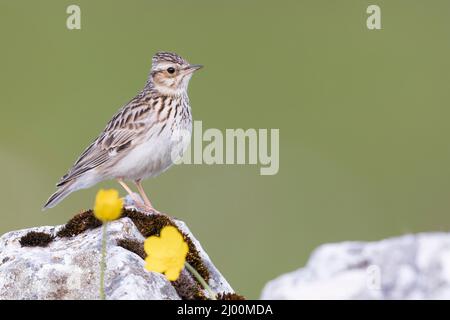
[1,0,450,298]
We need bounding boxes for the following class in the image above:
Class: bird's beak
[185,64,203,74]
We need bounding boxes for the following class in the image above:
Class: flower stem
[185,262,217,300]
[99,222,108,300]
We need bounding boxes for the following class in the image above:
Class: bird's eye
[167,67,175,74]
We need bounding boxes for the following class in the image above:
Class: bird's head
[149,52,202,96]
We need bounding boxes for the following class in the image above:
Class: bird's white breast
[109,101,192,181]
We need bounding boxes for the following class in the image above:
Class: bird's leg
[134,180,155,210]
[117,178,143,207]
[134,180,170,216]
[135,180,171,217]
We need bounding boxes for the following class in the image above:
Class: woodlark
[44,52,202,211]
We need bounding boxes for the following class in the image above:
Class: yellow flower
[93,189,123,222]
[144,226,189,281]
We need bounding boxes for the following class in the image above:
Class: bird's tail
[42,180,77,210]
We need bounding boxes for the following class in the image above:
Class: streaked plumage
[44,52,202,210]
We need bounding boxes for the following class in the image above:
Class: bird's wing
[57,97,156,187]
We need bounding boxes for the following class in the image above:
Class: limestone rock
[0,206,233,300]
[261,233,450,299]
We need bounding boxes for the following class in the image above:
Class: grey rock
[261,233,450,299]
[0,205,233,300]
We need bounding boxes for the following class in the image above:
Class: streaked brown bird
[44,52,202,211]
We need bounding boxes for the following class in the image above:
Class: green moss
[121,209,173,238]
[56,209,101,237]
[117,238,145,259]
[216,292,246,300]
[172,273,207,300]
[19,231,54,247]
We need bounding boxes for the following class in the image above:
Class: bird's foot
[122,193,171,218]
[134,200,169,217]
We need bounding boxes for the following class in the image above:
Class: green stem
[185,262,217,300]
[99,222,108,300]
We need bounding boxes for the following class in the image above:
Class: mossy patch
[172,272,207,300]
[217,292,246,300]
[117,238,145,259]
[56,209,101,237]
[19,231,54,247]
